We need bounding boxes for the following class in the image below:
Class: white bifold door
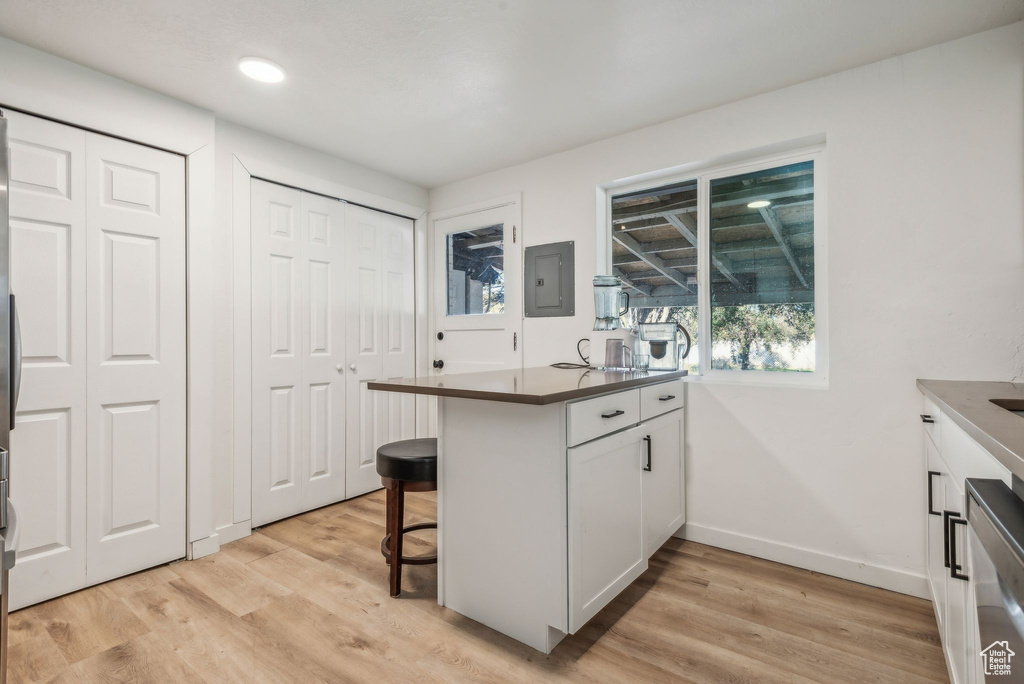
[6,110,186,609]
[250,182,414,527]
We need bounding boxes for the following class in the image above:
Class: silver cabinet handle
[349,364,357,372]
[10,294,20,428]
[336,364,344,374]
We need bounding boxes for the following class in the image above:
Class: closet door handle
[601,410,625,419]
[927,471,940,516]
[642,435,652,471]
[949,517,969,581]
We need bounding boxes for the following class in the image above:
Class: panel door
[925,439,947,629]
[5,111,89,609]
[251,180,303,525]
[568,425,647,633]
[432,202,522,375]
[298,192,346,512]
[641,410,684,557]
[345,205,415,498]
[84,132,186,584]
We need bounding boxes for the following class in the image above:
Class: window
[608,150,822,381]
[446,224,505,315]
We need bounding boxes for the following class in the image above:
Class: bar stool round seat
[376,438,437,482]
[376,438,437,597]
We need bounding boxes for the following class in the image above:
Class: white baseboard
[677,522,929,600]
[216,519,252,545]
[190,534,220,559]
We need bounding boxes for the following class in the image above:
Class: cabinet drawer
[568,389,640,447]
[640,378,685,421]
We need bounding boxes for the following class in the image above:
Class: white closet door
[84,132,186,584]
[251,182,347,524]
[298,192,346,511]
[251,180,303,525]
[380,213,416,445]
[6,112,89,609]
[345,205,415,498]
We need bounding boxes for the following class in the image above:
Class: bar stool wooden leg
[387,480,405,597]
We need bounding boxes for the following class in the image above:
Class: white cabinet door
[251,182,347,524]
[641,409,684,557]
[6,111,89,609]
[568,425,647,633]
[943,475,969,684]
[925,438,947,630]
[84,132,186,584]
[345,205,414,498]
[251,181,303,525]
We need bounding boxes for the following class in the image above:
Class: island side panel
[438,396,568,652]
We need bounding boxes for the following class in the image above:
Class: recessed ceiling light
[239,57,285,83]
[747,200,771,209]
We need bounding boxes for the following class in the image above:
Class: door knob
[349,364,357,372]
[336,364,344,374]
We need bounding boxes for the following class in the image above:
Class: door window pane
[446,224,505,315]
[709,161,815,372]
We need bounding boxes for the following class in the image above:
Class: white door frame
[230,155,427,546]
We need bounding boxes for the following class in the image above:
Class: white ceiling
[1,0,1022,188]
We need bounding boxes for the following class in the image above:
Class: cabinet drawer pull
[943,509,962,569]
[949,517,969,581]
[927,471,940,516]
[658,395,676,402]
[601,410,625,419]
[643,435,652,471]
[920,414,935,424]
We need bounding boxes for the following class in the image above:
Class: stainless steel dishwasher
[967,477,1024,682]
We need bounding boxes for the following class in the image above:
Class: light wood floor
[7,490,947,683]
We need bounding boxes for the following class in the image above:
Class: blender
[592,275,629,330]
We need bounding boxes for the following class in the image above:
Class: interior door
[251,180,303,525]
[84,131,186,585]
[6,111,89,609]
[432,202,522,375]
[297,192,348,511]
[345,205,415,498]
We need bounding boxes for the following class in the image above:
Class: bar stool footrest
[380,522,437,565]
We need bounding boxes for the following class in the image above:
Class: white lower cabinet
[568,401,684,633]
[921,400,1010,684]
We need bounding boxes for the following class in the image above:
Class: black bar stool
[376,438,438,597]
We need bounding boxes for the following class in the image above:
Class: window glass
[709,161,815,372]
[446,224,505,315]
[610,179,699,370]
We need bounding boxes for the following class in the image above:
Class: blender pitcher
[592,275,629,331]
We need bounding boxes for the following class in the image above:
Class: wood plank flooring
[8,490,948,683]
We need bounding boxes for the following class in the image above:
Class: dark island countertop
[369,366,688,405]
[917,379,1024,479]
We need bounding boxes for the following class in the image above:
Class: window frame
[600,143,828,387]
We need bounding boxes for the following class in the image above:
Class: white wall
[429,22,1024,595]
[211,121,427,542]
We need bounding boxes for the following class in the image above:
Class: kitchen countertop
[369,366,688,405]
[917,379,1024,479]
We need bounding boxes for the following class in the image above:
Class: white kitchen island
[369,366,687,653]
